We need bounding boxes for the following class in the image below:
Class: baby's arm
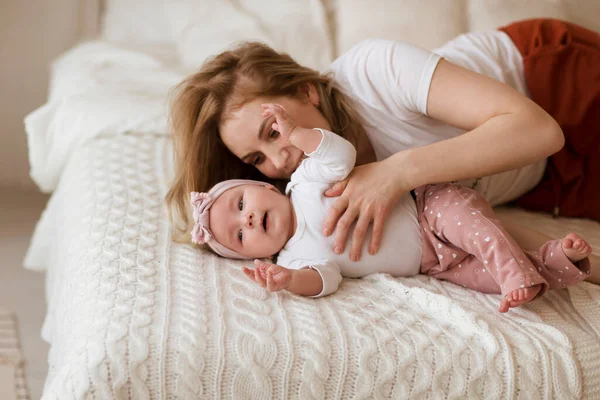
[261,103,322,154]
[262,103,356,184]
[244,259,342,297]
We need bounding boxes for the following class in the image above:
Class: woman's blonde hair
[165,41,366,240]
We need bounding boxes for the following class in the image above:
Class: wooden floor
[0,189,50,399]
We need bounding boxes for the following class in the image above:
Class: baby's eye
[238,197,244,211]
[269,130,279,139]
[251,154,264,166]
[238,230,243,242]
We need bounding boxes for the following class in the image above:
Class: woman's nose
[272,148,289,170]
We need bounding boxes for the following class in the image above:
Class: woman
[165,18,599,277]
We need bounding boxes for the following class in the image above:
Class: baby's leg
[526,234,592,290]
[497,235,592,312]
[498,215,599,285]
[415,183,548,312]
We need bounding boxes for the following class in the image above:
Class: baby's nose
[244,213,255,228]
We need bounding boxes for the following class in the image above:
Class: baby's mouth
[262,212,268,231]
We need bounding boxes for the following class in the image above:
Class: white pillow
[467,0,567,32]
[335,0,467,54]
[469,0,600,34]
[166,0,333,72]
[102,0,174,44]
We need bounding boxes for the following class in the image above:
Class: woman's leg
[500,19,600,220]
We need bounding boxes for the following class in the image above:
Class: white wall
[0,0,96,190]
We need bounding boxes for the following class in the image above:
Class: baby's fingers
[261,103,287,119]
[266,270,277,292]
[242,266,254,280]
[255,259,271,272]
[254,267,267,288]
[261,103,276,115]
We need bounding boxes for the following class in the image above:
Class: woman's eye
[238,197,244,211]
[269,130,279,139]
[251,155,264,166]
[238,230,243,242]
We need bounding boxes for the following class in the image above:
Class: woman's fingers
[322,160,409,261]
[333,206,359,255]
[349,211,373,261]
[323,196,349,237]
[369,205,389,255]
[324,180,348,198]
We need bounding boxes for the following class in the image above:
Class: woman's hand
[323,158,411,261]
[242,259,294,293]
[261,103,298,142]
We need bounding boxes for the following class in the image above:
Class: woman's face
[219,87,330,179]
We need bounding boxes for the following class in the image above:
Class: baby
[190,103,592,312]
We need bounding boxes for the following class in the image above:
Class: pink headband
[190,179,269,259]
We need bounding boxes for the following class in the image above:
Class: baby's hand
[242,259,294,293]
[261,103,298,142]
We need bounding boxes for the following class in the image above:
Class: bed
[24,1,600,399]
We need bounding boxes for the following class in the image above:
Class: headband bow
[190,192,213,244]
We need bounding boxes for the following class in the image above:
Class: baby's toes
[582,242,592,255]
[510,290,519,302]
[498,298,511,313]
[562,238,574,249]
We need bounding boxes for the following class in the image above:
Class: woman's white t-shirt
[328,31,546,206]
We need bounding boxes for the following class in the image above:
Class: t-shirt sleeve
[331,38,442,117]
[278,257,342,298]
[289,128,356,186]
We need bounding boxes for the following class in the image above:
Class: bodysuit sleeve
[288,128,356,187]
[278,256,343,298]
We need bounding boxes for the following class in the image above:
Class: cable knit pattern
[28,135,600,399]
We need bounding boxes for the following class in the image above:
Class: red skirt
[499,19,600,221]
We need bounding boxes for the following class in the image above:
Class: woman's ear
[299,83,320,107]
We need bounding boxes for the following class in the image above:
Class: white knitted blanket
[25,135,600,399]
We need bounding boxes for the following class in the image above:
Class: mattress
[25,133,600,399]
[23,34,600,399]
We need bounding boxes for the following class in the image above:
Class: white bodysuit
[277,129,422,297]
[327,31,547,206]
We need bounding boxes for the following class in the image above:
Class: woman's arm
[324,59,564,261]
[400,59,564,188]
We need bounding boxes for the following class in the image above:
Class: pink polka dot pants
[414,183,591,297]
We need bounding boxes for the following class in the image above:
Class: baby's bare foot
[498,285,542,313]
[562,233,592,263]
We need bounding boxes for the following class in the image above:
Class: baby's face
[209,184,295,258]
